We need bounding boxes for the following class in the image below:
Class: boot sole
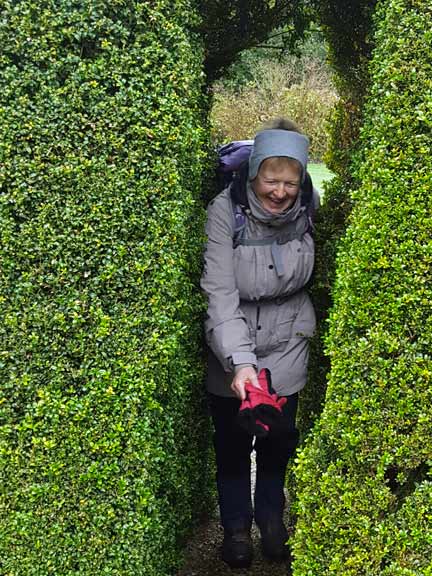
[221,556,253,569]
[221,549,253,569]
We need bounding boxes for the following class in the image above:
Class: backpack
[217,139,315,248]
[217,139,254,192]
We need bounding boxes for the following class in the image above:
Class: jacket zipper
[256,304,261,331]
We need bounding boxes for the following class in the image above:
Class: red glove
[237,368,287,437]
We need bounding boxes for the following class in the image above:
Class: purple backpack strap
[231,195,247,249]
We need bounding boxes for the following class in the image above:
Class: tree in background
[199,0,310,80]
[210,28,337,162]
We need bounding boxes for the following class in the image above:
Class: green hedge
[296,1,377,439]
[0,2,212,574]
[292,0,432,573]
[311,0,378,99]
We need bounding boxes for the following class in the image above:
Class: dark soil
[177,454,293,576]
[176,511,293,576]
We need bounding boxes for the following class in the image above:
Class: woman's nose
[273,183,285,197]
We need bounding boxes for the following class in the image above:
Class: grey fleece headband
[248,129,310,180]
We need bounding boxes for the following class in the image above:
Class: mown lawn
[308,162,334,193]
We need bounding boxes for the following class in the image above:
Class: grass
[308,162,334,193]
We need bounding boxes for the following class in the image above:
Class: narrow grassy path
[177,513,293,576]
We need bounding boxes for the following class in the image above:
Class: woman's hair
[262,117,303,134]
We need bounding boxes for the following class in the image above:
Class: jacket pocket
[279,235,315,294]
[293,320,315,338]
[276,317,295,342]
[292,301,316,339]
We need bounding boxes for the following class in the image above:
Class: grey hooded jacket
[201,183,317,397]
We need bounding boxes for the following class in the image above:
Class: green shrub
[311,0,378,99]
[296,1,380,439]
[0,2,212,574]
[292,1,432,573]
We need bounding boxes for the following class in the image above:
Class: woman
[201,120,318,569]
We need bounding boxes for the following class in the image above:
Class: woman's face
[252,160,301,213]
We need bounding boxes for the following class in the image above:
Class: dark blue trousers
[208,392,299,532]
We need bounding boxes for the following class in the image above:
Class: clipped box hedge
[296,1,378,438]
[292,0,432,574]
[0,2,211,574]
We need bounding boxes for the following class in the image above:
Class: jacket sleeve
[200,194,257,372]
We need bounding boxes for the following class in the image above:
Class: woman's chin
[264,201,291,213]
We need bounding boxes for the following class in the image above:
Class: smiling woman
[200,119,319,568]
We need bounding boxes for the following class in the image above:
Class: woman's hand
[231,366,260,401]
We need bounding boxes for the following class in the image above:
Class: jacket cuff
[234,363,255,374]
[231,352,257,367]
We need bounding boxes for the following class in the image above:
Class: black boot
[221,528,253,569]
[259,518,290,562]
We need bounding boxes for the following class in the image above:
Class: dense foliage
[211,35,337,161]
[0,1,212,574]
[293,0,432,573]
[297,0,379,434]
[311,0,378,98]
[211,26,328,92]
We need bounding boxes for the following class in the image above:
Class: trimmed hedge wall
[296,1,378,437]
[0,2,211,575]
[292,0,432,574]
